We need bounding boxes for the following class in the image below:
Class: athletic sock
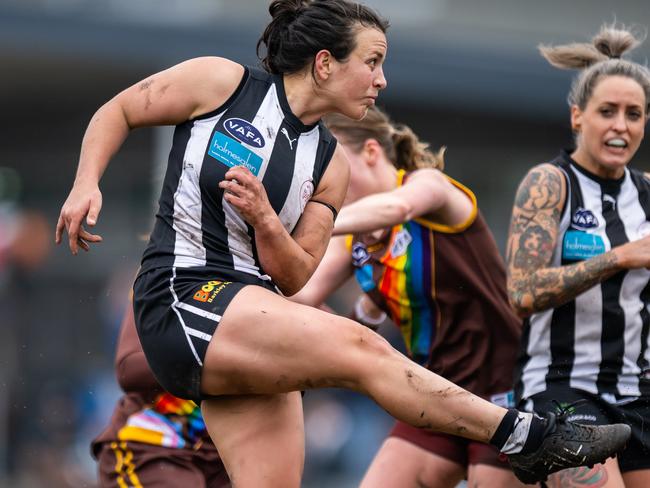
[490,409,548,455]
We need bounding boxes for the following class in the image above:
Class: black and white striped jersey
[516,150,650,401]
[139,66,337,284]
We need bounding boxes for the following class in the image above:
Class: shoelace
[551,398,588,420]
[549,399,602,441]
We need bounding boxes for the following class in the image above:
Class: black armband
[310,199,338,222]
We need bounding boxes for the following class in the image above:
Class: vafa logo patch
[224,118,265,148]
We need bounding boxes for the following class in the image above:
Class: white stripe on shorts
[175,301,222,322]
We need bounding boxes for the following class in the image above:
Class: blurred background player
[92,302,229,487]
[293,106,526,487]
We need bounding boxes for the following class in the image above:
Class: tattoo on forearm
[509,252,618,314]
[506,165,619,315]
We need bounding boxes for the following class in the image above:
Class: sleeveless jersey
[139,66,337,284]
[348,170,521,400]
[516,150,650,401]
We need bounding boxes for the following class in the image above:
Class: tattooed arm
[506,164,623,318]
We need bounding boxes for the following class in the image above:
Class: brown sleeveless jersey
[349,171,521,401]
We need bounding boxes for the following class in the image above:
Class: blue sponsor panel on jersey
[562,230,606,261]
[208,131,263,176]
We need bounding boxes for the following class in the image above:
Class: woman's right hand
[55,180,103,255]
[614,233,650,270]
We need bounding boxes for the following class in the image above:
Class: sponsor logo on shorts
[193,280,231,303]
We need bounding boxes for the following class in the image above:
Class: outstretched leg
[201,285,504,441]
[198,285,630,485]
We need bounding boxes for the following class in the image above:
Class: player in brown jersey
[91,303,229,487]
[292,106,526,487]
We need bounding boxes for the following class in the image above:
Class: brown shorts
[390,421,509,469]
[96,441,230,488]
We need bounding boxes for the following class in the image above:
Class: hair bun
[269,0,307,22]
[592,24,642,60]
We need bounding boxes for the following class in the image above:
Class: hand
[616,233,650,270]
[55,180,103,254]
[218,166,275,228]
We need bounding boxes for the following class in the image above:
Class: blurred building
[1,1,649,486]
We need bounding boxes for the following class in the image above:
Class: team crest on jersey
[299,179,314,212]
[351,242,371,267]
[571,207,599,230]
[223,118,265,148]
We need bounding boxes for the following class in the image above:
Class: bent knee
[356,323,394,355]
[344,321,400,373]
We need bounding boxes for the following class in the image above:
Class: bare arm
[506,164,627,318]
[56,57,244,254]
[221,145,349,296]
[289,235,354,306]
[333,168,473,235]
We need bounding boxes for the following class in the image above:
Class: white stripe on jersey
[571,285,603,394]
[278,127,320,231]
[521,308,553,399]
[618,175,650,395]
[173,115,222,268]
[251,84,286,180]
[570,169,607,394]
[224,200,259,276]
[224,84,286,277]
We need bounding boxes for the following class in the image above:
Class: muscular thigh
[200,284,394,396]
